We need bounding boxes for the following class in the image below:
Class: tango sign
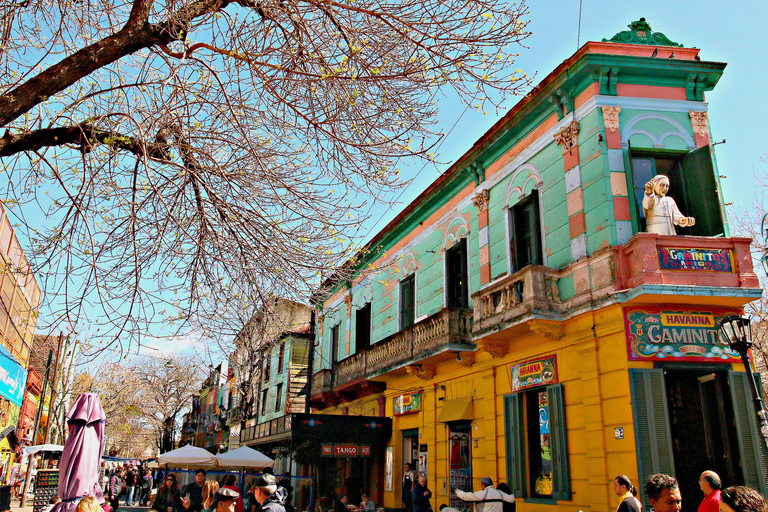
[625,306,741,363]
[320,443,371,457]
[658,247,732,271]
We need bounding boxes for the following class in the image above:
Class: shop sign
[0,343,26,407]
[510,355,558,392]
[658,247,732,272]
[320,443,372,457]
[393,392,422,416]
[625,306,741,362]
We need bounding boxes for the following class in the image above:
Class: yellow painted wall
[318,304,659,512]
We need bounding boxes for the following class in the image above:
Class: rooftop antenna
[577,0,583,49]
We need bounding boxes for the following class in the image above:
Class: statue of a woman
[642,174,695,235]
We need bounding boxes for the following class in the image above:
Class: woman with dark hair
[495,483,516,512]
[222,474,244,512]
[153,473,182,512]
[720,486,768,512]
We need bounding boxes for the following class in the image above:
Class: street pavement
[10,498,150,512]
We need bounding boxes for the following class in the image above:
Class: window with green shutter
[628,146,725,236]
[503,383,570,501]
[628,368,675,512]
[728,371,768,496]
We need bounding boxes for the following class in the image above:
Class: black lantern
[717,315,768,450]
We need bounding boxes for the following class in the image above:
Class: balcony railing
[333,307,473,388]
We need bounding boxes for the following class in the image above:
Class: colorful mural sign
[625,306,742,362]
[393,392,422,416]
[0,343,26,407]
[511,356,558,392]
[658,247,732,272]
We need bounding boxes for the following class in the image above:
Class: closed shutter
[547,383,570,500]
[728,371,768,495]
[629,369,675,511]
[503,394,527,497]
[681,146,724,237]
[400,275,415,329]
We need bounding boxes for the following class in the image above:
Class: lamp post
[717,315,768,450]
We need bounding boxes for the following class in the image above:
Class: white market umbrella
[215,446,274,469]
[25,444,64,454]
[156,444,216,467]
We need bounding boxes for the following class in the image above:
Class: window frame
[507,189,543,274]
[355,302,372,353]
[275,382,283,413]
[399,273,416,330]
[330,323,341,363]
[445,238,469,309]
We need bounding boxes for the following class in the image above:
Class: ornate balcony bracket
[529,319,563,340]
[479,340,507,358]
[455,351,475,367]
[407,364,436,380]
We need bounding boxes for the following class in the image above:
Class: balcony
[473,234,762,340]
[226,408,243,425]
[310,307,474,408]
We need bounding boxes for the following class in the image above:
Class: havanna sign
[625,306,741,363]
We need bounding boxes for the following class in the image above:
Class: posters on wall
[385,447,393,492]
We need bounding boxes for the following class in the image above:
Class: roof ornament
[602,18,683,47]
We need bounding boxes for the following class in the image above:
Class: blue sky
[356,0,768,242]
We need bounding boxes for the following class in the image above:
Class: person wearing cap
[252,474,287,512]
[455,478,514,512]
[205,487,241,512]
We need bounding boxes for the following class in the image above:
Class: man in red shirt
[697,471,721,512]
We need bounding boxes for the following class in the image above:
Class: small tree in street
[0,0,532,351]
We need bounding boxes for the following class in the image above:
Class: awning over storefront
[0,344,27,407]
[292,413,392,444]
[437,397,474,423]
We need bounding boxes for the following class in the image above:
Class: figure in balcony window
[643,175,695,235]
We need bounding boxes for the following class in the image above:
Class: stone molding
[406,364,436,380]
[554,120,580,150]
[472,189,490,213]
[689,111,709,138]
[529,319,564,340]
[602,106,621,132]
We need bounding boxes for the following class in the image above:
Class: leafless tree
[0,0,532,351]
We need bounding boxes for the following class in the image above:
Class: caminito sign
[658,247,733,271]
[624,306,742,363]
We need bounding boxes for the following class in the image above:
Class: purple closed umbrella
[53,393,106,512]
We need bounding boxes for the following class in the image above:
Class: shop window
[503,383,569,501]
[448,422,472,510]
[446,239,469,309]
[629,146,724,236]
[278,343,285,374]
[356,303,371,353]
[275,383,283,412]
[509,190,542,272]
[400,274,416,330]
[330,324,340,363]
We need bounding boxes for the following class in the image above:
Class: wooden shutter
[400,275,415,329]
[503,394,527,497]
[728,371,768,495]
[681,146,724,236]
[629,369,675,511]
[547,383,570,500]
[447,239,468,309]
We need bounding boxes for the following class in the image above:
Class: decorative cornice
[689,110,709,138]
[472,189,490,213]
[406,364,436,380]
[529,319,564,340]
[602,106,621,132]
[479,340,507,358]
[455,352,475,367]
[603,18,683,47]
[554,120,580,150]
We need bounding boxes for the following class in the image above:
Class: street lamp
[717,315,768,450]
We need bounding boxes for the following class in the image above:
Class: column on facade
[345,294,353,357]
[555,119,587,261]
[602,106,633,245]
[472,189,491,285]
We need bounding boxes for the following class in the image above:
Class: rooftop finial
[603,18,683,47]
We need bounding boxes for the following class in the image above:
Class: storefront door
[665,369,742,512]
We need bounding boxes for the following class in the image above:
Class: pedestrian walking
[252,475,286,512]
[720,486,767,512]
[140,469,155,506]
[126,467,137,507]
[109,470,122,512]
[645,474,682,512]
[614,475,641,512]
[454,477,514,512]
[412,475,432,512]
[402,463,417,512]
[698,471,721,512]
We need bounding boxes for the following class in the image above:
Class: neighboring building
[195,362,229,452]
[308,19,766,512]
[0,202,41,468]
[235,298,312,473]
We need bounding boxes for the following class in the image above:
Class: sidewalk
[10,498,149,512]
